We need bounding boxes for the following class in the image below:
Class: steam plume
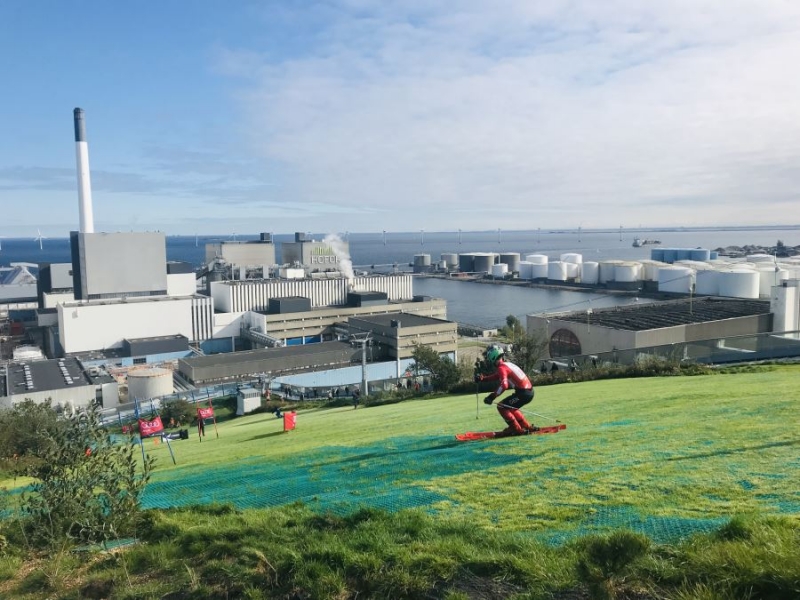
[323,233,355,284]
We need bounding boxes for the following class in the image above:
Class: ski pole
[497,402,562,424]
[475,383,480,420]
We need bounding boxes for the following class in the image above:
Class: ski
[456,423,566,441]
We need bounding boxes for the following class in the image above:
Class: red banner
[197,407,214,419]
[138,416,164,437]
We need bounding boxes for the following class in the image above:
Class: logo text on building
[310,246,339,264]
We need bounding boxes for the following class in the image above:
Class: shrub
[12,404,154,551]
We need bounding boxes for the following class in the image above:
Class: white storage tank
[441,253,458,268]
[614,262,642,283]
[518,261,534,280]
[581,261,599,285]
[746,254,774,264]
[657,266,694,294]
[472,253,495,274]
[413,253,431,265]
[718,268,760,299]
[640,260,666,281]
[524,254,548,265]
[599,260,623,284]
[756,266,788,297]
[531,263,549,279]
[548,261,568,281]
[560,253,583,265]
[491,263,509,278]
[695,269,720,296]
[564,262,580,279]
[499,253,521,273]
[128,368,173,400]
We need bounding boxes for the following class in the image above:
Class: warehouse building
[528,297,774,360]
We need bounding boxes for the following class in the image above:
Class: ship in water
[632,237,662,248]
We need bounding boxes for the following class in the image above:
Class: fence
[552,329,800,372]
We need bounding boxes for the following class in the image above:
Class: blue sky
[2,1,800,237]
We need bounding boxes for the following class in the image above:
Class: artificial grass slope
[137,365,799,543]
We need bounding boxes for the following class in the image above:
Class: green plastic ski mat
[140,430,800,545]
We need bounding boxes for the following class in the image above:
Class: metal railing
[551,330,800,371]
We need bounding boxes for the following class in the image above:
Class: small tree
[17,404,154,550]
[507,328,549,375]
[160,397,195,426]
[410,344,460,392]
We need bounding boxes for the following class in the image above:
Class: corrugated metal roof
[552,297,771,331]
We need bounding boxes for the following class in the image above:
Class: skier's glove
[483,394,495,405]
[473,374,484,383]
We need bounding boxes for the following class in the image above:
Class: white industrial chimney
[73,107,95,233]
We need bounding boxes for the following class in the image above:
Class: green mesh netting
[140,433,799,545]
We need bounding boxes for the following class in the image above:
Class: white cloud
[215,0,800,230]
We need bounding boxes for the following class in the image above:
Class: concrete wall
[205,241,276,267]
[76,232,167,299]
[167,273,196,297]
[58,297,194,354]
[1,384,95,410]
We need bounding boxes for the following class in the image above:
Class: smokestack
[73,107,95,233]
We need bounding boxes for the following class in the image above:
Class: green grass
[2,365,799,598]
[95,364,799,544]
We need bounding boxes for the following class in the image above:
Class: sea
[2,227,798,327]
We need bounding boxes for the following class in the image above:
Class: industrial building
[346,313,457,361]
[528,277,800,363]
[0,356,118,409]
[281,232,349,273]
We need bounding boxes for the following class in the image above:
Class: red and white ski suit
[483,359,535,435]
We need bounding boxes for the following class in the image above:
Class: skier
[475,345,539,437]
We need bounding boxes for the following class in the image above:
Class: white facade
[167,273,197,297]
[42,291,76,309]
[210,274,414,313]
[58,295,213,354]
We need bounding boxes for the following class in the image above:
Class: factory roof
[182,341,354,368]
[550,297,771,331]
[351,313,452,328]
[2,357,91,397]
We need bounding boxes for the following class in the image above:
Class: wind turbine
[35,229,46,250]
[420,229,424,245]
[458,228,462,245]
[382,230,386,246]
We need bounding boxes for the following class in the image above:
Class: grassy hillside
[1,365,799,599]
[128,364,799,543]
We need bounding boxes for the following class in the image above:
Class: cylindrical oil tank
[560,252,583,265]
[690,248,711,261]
[581,261,599,284]
[676,249,692,261]
[718,268,759,299]
[710,251,719,260]
[530,263,548,279]
[441,253,458,269]
[472,253,494,274]
[491,263,509,278]
[661,248,678,264]
[599,260,623,284]
[547,261,568,281]
[128,368,173,400]
[564,262,580,279]
[657,266,694,293]
[615,261,642,283]
[413,254,431,266]
[695,269,720,296]
[499,253,521,273]
[413,254,431,273]
[518,261,534,280]
[756,267,789,297]
[640,260,665,281]
[524,254,548,265]
[746,254,774,264]
[650,248,665,262]
[458,253,475,273]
